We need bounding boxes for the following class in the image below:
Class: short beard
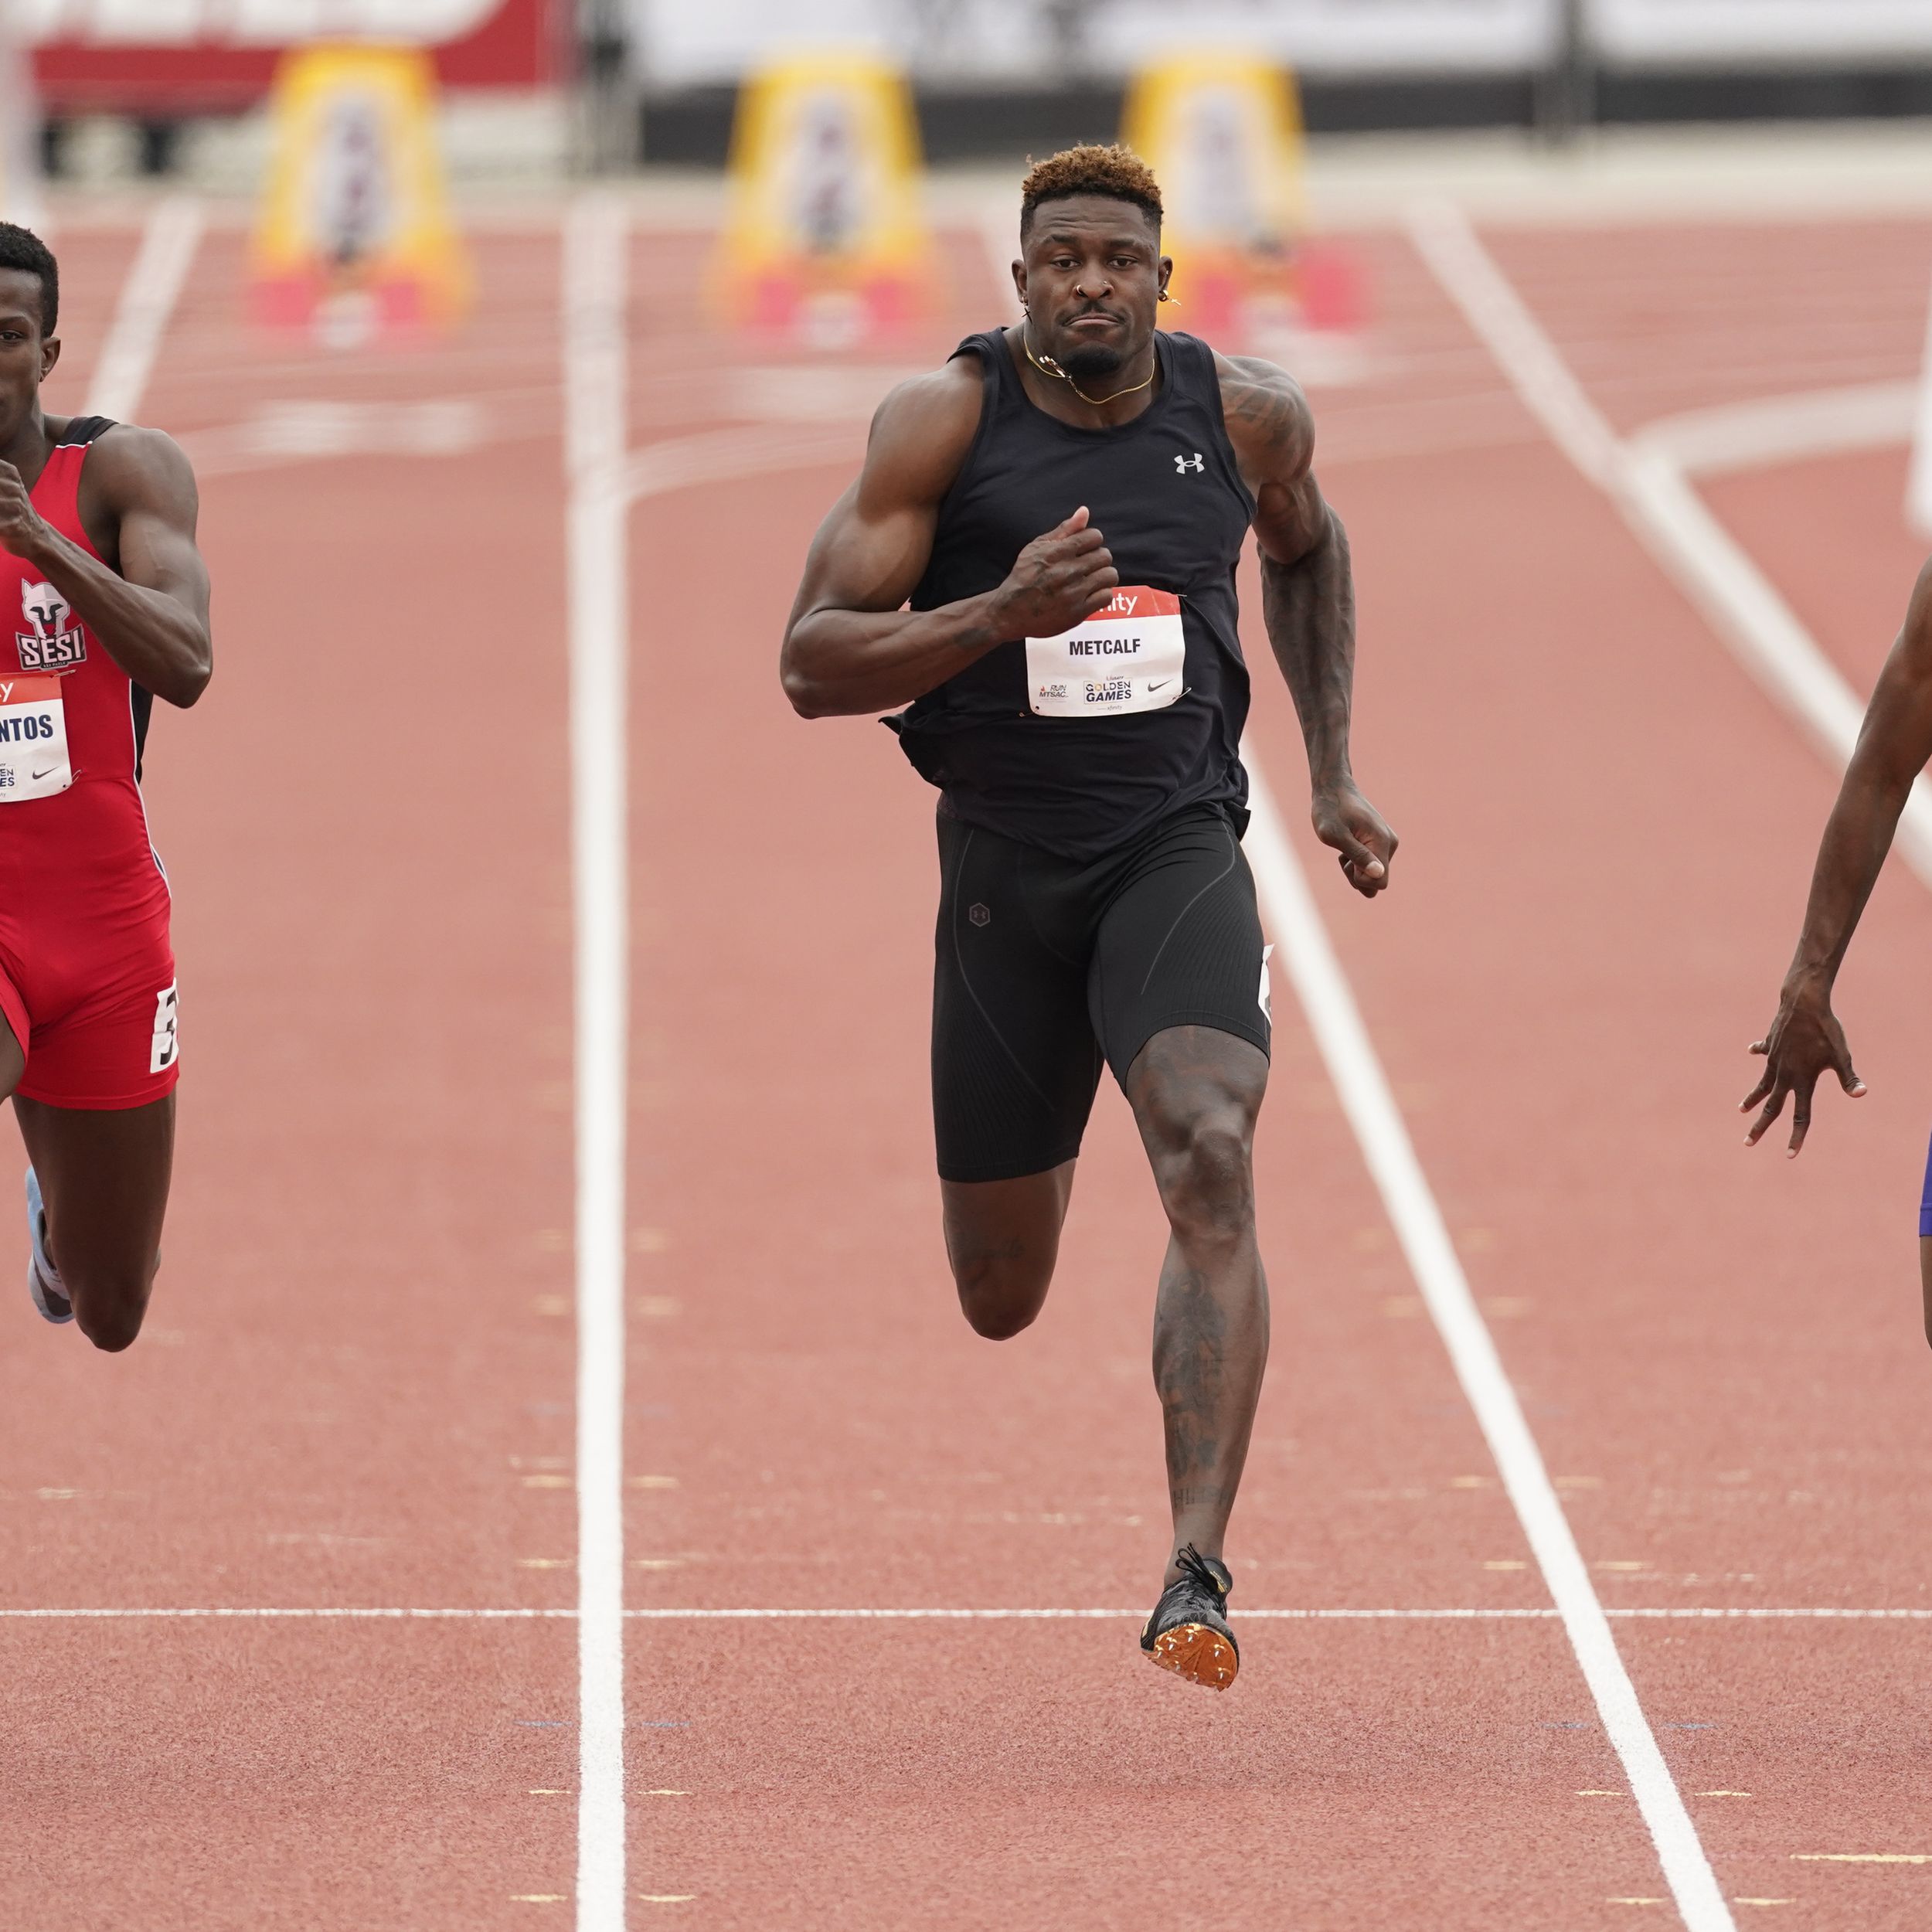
[1061,340,1127,383]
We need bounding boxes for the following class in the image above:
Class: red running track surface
[3,205,1931,1930]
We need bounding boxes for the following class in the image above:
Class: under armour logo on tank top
[894,328,1258,863]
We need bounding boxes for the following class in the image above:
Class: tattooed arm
[1218,352,1396,896]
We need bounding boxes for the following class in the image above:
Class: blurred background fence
[16,2,1932,187]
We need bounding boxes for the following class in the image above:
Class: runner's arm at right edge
[1742,560,1932,1154]
[781,359,1119,718]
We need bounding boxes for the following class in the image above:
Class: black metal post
[1536,0,1595,143]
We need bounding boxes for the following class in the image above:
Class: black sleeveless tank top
[890,328,1256,861]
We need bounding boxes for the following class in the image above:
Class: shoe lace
[1173,1543,1226,1602]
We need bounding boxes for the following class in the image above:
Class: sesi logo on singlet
[1026,587,1186,719]
[0,674,72,799]
[15,579,86,672]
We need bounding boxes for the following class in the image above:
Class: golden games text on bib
[0,674,72,801]
[1026,587,1185,718]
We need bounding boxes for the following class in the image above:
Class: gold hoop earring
[1158,288,1178,306]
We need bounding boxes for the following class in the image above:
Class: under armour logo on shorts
[1175,452,1204,474]
[968,903,991,927]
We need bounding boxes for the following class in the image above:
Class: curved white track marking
[564,192,631,1932]
[1408,197,1932,893]
[1240,753,1736,1932]
[1638,380,1917,478]
[85,197,203,422]
[621,423,859,505]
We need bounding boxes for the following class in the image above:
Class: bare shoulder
[79,422,199,512]
[1213,351,1315,471]
[859,355,985,505]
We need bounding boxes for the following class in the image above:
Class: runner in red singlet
[0,223,211,1350]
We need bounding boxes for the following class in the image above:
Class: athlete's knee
[960,1291,1043,1342]
[951,1244,1052,1340]
[77,1301,145,1352]
[941,1174,1069,1341]
[1145,1103,1257,1246]
[68,1260,156,1352]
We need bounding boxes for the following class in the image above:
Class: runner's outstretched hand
[990,507,1119,638]
[1740,985,1866,1156]
[1313,777,1397,898]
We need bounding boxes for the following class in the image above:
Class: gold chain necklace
[1022,327,1157,408]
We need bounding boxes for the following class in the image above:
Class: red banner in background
[31,0,562,114]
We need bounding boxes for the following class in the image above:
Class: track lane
[614,228,1701,1927]
[0,225,581,1927]
[1230,216,1932,1923]
[11,201,1923,1930]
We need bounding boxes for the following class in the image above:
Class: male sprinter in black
[1742,556,1932,1341]
[781,146,1396,1689]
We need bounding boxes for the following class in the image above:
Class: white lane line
[619,1607,1561,1621]
[0,1607,579,1619]
[564,191,631,1932]
[85,197,203,422]
[1406,197,1932,894]
[4,1604,1928,1620]
[1908,260,1932,538]
[630,1607,1932,1623]
[621,1606,1932,1621]
[1240,753,1736,1932]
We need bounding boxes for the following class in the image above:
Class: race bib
[0,675,70,801]
[1026,587,1186,718]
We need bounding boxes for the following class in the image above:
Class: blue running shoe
[25,1168,72,1325]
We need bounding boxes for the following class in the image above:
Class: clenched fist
[989,506,1119,638]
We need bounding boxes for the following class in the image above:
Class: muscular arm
[1741,563,1932,1151]
[0,427,210,708]
[781,358,1117,718]
[1218,353,1396,896]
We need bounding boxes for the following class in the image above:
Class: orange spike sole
[1145,1622,1238,1691]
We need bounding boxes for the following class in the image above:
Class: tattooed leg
[1126,1026,1270,1582]
[940,1159,1077,1340]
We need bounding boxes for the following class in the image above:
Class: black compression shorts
[931,801,1272,1184]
